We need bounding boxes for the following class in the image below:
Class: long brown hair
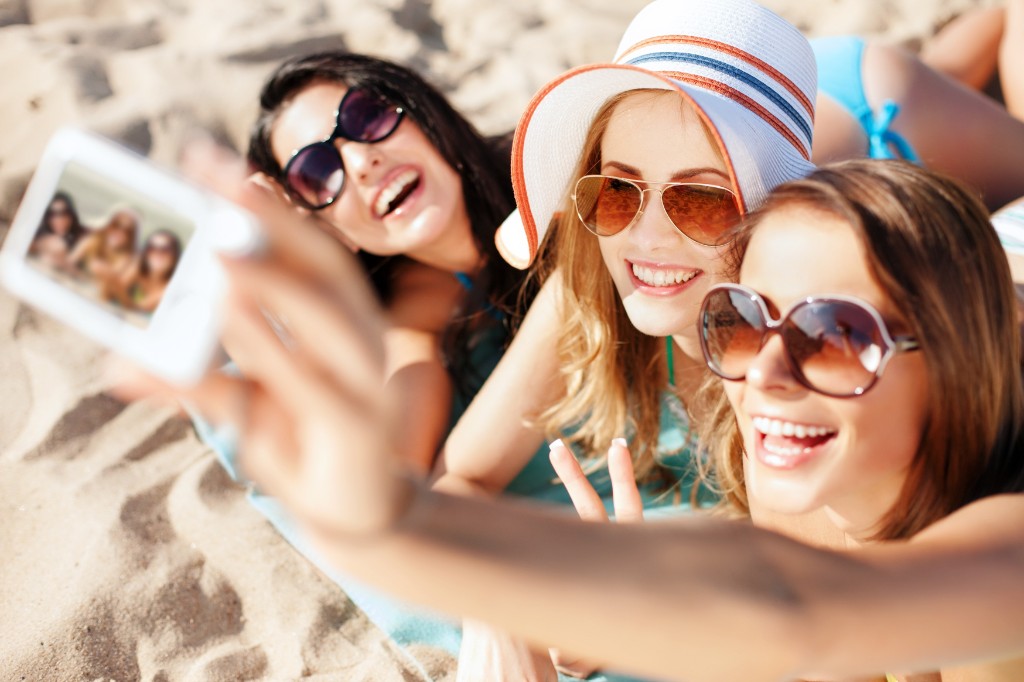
[701,159,1024,540]
[531,90,721,483]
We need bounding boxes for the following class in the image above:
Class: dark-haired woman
[245,50,527,474]
[112,229,182,313]
[30,192,86,272]
[194,51,539,673]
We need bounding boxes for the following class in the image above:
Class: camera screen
[26,160,195,329]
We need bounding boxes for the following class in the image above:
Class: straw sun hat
[495,0,818,269]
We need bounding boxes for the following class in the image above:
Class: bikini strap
[861,100,921,163]
[666,336,675,388]
[454,271,505,322]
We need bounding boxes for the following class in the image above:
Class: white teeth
[375,169,419,217]
[631,263,699,287]
[752,416,836,440]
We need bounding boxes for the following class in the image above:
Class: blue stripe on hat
[626,51,812,148]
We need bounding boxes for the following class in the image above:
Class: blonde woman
[69,206,140,299]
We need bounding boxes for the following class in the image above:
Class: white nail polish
[549,438,565,450]
[612,437,627,448]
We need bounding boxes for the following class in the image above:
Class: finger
[106,356,255,426]
[222,256,385,393]
[220,286,364,418]
[245,171,361,254]
[548,440,608,522]
[548,647,600,679]
[608,438,644,522]
[222,306,293,375]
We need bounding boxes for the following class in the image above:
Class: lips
[373,168,421,218]
[751,416,837,469]
[627,261,702,295]
[631,263,700,287]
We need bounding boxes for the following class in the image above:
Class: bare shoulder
[942,655,1024,682]
[385,261,465,333]
[910,494,1024,550]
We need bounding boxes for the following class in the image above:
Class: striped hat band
[617,35,815,160]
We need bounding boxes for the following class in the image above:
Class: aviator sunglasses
[699,283,920,398]
[281,86,405,210]
[572,175,741,246]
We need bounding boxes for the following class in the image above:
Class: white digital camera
[0,128,262,385]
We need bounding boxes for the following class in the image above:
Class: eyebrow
[601,161,730,183]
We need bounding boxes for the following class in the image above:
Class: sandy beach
[0,0,1001,679]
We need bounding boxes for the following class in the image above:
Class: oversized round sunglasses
[572,174,741,246]
[699,283,920,398]
[281,86,405,210]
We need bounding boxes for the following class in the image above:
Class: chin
[623,310,691,338]
[748,480,822,517]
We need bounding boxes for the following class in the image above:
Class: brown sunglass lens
[785,302,883,396]
[576,176,642,236]
[662,185,739,246]
[702,288,765,379]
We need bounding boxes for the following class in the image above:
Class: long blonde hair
[530,90,721,483]
[701,160,1024,539]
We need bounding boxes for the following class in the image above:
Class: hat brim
[496,63,815,269]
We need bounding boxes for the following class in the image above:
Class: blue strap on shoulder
[454,271,504,322]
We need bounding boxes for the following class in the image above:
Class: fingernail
[549,438,565,451]
[612,437,627,448]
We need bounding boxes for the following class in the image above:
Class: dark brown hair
[248,51,524,398]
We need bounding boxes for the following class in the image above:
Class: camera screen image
[26,160,195,329]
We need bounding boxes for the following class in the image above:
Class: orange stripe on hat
[619,35,815,120]
[509,70,579,261]
[661,70,810,160]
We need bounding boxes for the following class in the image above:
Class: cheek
[846,363,929,473]
[596,234,628,292]
[722,380,744,413]
[321,195,371,242]
[596,235,616,271]
[703,244,733,283]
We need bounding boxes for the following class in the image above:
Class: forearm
[384,357,452,475]
[807,537,1024,678]
[304,489,1024,682]
[306,488,809,682]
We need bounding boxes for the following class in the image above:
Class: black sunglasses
[281,86,405,210]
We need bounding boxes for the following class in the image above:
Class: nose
[627,188,683,249]
[744,334,803,394]
[339,141,382,184]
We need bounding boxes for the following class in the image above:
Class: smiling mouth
[752,416,837,461]
[375,169,421,218]
[630,263,700,287]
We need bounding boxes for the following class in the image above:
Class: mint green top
[504,390,718,514]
